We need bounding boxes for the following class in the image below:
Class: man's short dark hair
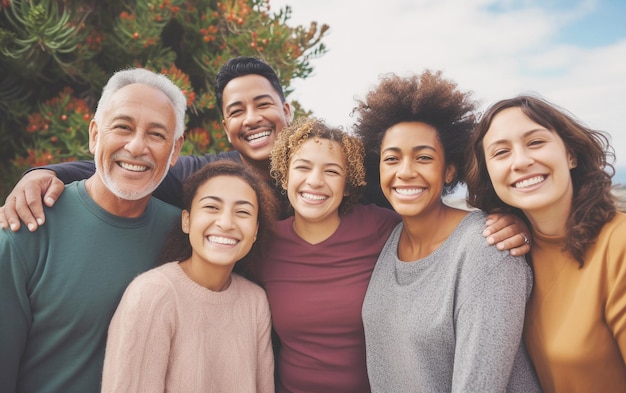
[215,56,286,115]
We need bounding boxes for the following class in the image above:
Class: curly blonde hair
[270,117,366,215]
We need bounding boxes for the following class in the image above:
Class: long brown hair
[466,94,616,266]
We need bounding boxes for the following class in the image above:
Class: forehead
[293,137,346,163]
[487,107,536,133]
[105,84,175,119]
[195,175,257,204]
[222,74,280,104]
[382,121,440,147]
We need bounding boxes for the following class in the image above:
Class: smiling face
[90,83,182,203]
[482,106,574,219]
[182,175,259,268]
[286,137,347,227]
[221,74,292,169]
[379,122,455,218]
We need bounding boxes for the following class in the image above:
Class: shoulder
[232,274,270,311]
[453,211,531,278]
[599,212,626,239]
[148,198,182,223]
[232,274,266,297]
[122,263,177,304]
[592,212,626,274]
[347,204,401,226]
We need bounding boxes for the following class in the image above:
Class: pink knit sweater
[101,262,274,392]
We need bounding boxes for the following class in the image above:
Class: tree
[0,0,328,199]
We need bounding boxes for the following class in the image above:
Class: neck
[398,203,467,261]
[292,213,341,245]
[179,258,233,292]
[85,176,150,218]
[523,196,572,237]
[525,211,569,238]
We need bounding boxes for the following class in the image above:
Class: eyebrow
[224,94,276,113]
[198,195,256,208]
[291,157,346,171]
[381,145,436,154]
[111,114,169,132]
[485,128,548,150]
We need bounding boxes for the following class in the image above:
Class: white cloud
[272,0,626,168]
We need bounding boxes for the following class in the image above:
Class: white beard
[93,143,176,201]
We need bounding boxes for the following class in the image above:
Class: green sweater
[0,180,180,393]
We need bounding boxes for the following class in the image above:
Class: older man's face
[90,83,182,202]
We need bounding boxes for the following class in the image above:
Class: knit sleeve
[255,291,275,393]
[101,273,175,393]
[451,252,535,392]
[605,217,626,363]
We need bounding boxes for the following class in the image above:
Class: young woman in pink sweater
[101,161,278,392]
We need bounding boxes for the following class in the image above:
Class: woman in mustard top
[466,94,626,393]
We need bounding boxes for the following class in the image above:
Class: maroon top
[260,204,400,393]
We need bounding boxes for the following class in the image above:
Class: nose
[124,132,147,156]
[216,210,234,230]
[511,147,533,170]
[396,158,416,180]
[306,168,324,187]
[243,107,262,127]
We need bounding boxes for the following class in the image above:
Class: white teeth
[246,131,271,141]
[395,188,423,196]
[208,236,237,245]
[119,162,148,172]
[514,176,544,189]
[301,192,327,201]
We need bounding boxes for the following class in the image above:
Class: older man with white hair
[0,68,185,393]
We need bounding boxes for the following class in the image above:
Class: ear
[181,210,190,234]
[222,119,232,143]
[169,136,185,167]
[283,101,293,124]
[88,120,99,155]
[567,152,578,169]
[444,163,457,185]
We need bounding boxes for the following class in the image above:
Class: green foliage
[0,0,328,200]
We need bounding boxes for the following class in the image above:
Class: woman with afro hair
[356,71,541,392]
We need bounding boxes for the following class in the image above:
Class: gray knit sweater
[362,211,541,392]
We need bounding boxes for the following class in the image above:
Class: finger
[506,242,531,257]
[14,190,39,232]
[43,178,64,208]
[483,213,514,236]
[496,232,531,254]
[0,206,9,230]
[2,195,22,232]
[485,223,517,245]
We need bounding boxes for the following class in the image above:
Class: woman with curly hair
[102,161,278,392]
[356,71,541,392]
[465,94,626,392]
[261,117,401,392]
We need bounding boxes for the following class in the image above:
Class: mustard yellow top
[524,212,626,393]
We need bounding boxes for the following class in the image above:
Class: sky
[269,0,626,183]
